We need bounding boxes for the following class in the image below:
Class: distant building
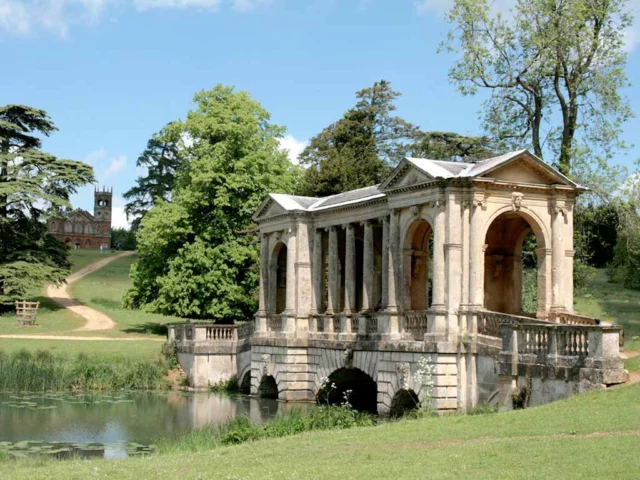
[48,187,112,250]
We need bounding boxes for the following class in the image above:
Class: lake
[0,391,310,459]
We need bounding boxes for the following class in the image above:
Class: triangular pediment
[253,197,286,221]
[380,159,434,191]
[477,151,576,187]
[70,209,94,222]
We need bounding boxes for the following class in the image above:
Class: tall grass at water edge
[0,349,167,391]
[156,406,375,454]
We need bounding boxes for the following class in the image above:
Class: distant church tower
[47,186,113,249]
[94,187,113,249]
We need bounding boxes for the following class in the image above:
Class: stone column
[551,199,565,311]
[381,215,389,309]
[256,232,269,334]
[344,223,356,314]
[312,228,323,314]
[285,226,297,316]
[468,199,484,308]
[431,202,446,310]
[564,204,575,312]
[536,247,552,317]
[362,220,374,311]
[327,226,338,314]
[387,209,399,312]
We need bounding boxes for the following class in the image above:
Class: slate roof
[254,149,581,220]
[57,208,96,221]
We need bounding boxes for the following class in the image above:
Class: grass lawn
[1,382,638,479]
[0,337,161,361]
[574,269,640,351]
[69,254,182,338]
[68,249,119,274]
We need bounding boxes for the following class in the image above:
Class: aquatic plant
[0,349,167,392]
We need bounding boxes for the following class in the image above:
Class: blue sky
[2,0,639,228]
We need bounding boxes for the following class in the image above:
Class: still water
[0,391,308,459]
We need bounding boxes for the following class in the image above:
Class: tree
[111,227,137,251]
[444,0,633,187]
[124,85,299,321]
[0,105,94,310]
[124,123,181,230]
[409,131,495,162]
[298,81,417,197]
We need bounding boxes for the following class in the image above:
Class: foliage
[467,402,498,415]
[208,376,239,394]
[298,80,416,197]
[125,85,299,321]
[521,268,538,314]
[124,123,182,231]
[443,0,633,192]
[413,355,435,411]
[0,105,94,311]
[110,227,136,251]
[409,131,495,162]
[161,341,178,369]
[157,406,375,454]
[0,349,166,392]
[608,203,640,289]
[574,203,620,268]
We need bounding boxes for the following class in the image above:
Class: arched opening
[239,371,251,395]
[316,367,377,414]
[484,212,546,315]
[389,389,419,418]
[403,219,433,311]
[273,243,287,314]
[258,375,278,399]
[85,239,92,248]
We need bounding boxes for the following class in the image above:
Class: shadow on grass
[123,322,168,336]
[90,298,122,309]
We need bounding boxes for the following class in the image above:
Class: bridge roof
[254,149,583,221]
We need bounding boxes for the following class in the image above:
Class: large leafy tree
[123,123,181,230]
[444,0,633,188]
[124,85,299,321]
[409,131,495,162]
[298,80,417,197]
[0,105,94,310]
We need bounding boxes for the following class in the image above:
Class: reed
[0,349,167,392]
[156,405,375,454]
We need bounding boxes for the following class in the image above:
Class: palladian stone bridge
[168,150,627,414]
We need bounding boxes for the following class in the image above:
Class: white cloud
[133,0,221,11]
[83,147,107,165]
[0,0,271,36]
[231,0,270,13]
[111,196,131,229]
[278,134,307,165]
[105,154,127,176]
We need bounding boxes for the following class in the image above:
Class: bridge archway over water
[316,368,377,414]
[258,375,278,399]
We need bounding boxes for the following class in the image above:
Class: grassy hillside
[68,249,119,274]
[1,383,638,479]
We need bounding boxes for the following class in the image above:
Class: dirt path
[45,251,134,332]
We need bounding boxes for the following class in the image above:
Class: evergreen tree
[124,123,181,230]
[409,131,494,162]
[124,85,299,321]
[0,105,94,310]
[298,81,417,197]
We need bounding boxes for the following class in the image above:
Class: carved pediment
[380,161,433,191]
[480,153,572,186]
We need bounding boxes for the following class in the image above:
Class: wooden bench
[15,300,40,326]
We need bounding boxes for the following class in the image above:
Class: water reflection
[0,391,313,459]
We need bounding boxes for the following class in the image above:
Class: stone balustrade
[168,322,254,352]
[402,310,429,340]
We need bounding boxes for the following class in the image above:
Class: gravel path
[45,251,134,332]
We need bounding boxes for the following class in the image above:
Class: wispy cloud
[0,0,272,37]
[83,147,107,165]
[111,195,131,228]
[278,134,307,165]
[105,154,127,176]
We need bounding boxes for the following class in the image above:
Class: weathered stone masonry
[169,150,627,413]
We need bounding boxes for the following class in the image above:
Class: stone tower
[94,186,112,247]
